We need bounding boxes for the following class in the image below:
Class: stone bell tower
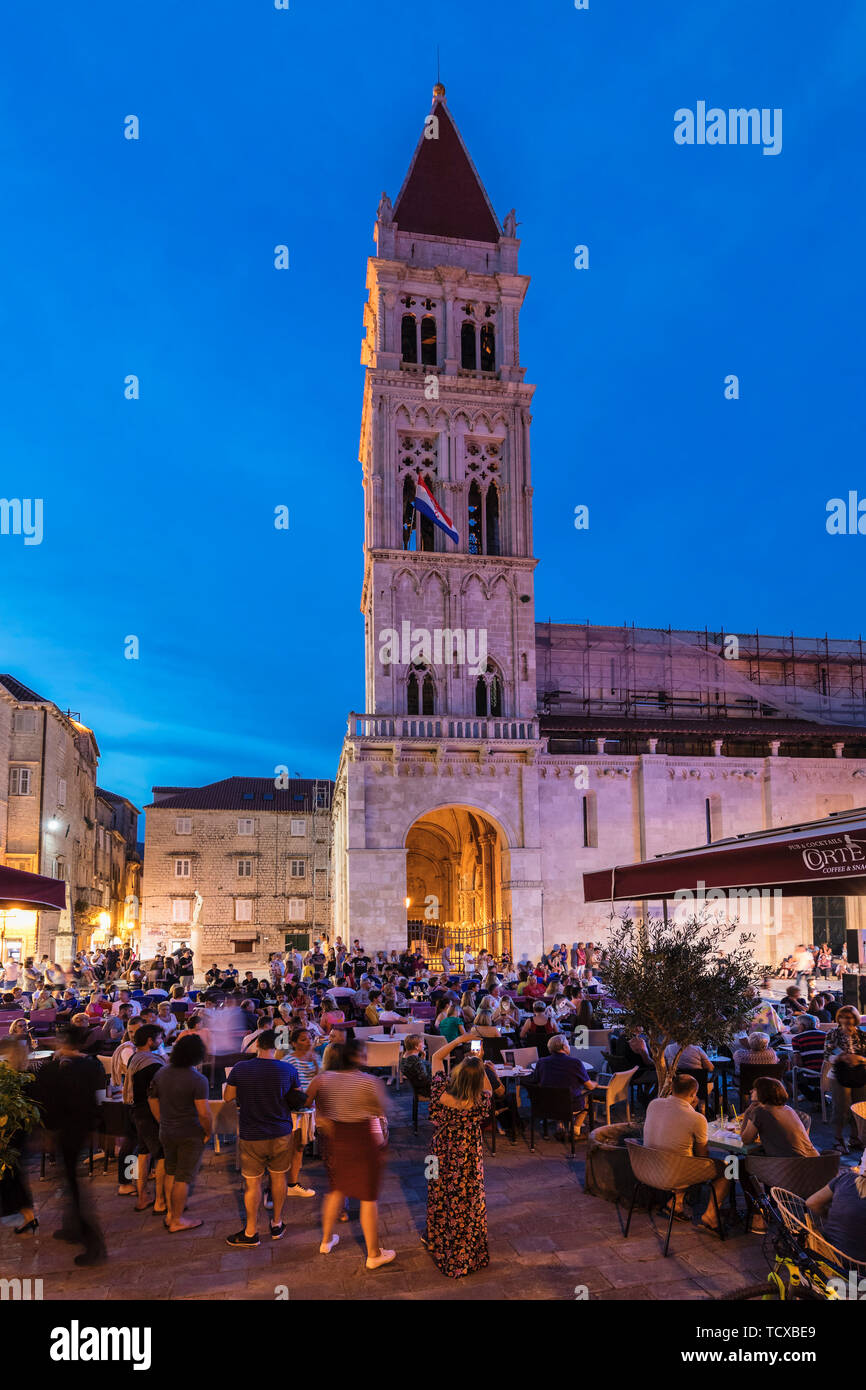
[332,85,545,962]
[359,82,539,724]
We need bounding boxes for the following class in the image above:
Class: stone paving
[4,1080,845,1303]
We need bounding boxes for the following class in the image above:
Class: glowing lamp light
[404,896,411,910]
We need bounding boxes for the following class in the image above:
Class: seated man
[643,1074,728,1230]
[529,1033,598,1136]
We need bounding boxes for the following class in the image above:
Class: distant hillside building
[142,777,333,972]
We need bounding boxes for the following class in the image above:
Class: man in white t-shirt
[643,1075,728,1228]
[794,945,815,989]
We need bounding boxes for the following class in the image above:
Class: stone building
[331,85,866,968]
[141,777,333,973]
[0,675,140,966]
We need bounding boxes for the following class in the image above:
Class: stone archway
[404,805,512,966]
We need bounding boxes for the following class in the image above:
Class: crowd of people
[1,936,866,1281]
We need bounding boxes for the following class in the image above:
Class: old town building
[331,86,866,968]
[141,777,333,972]
[0,675,140,966]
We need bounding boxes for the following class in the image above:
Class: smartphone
[470,1040,482,1055]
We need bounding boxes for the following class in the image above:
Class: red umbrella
[583,809,866,904]
[0,863,67,911]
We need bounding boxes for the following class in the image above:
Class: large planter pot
[584,1120,647,1205]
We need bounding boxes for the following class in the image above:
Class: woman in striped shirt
[286,1027,321,1089]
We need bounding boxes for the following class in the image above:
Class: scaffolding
[537,623,866,729]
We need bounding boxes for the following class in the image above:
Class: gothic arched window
[475,666,503,717]
[467,482,482,555]
[407,672,419,714]
[420,316,437,366]
[402,475,416,550]
[480,323,496,371]
[401,314,417,363]
[408,670,435,715]
[461,321,477,370]
[485,484,501,556]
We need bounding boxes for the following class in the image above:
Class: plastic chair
[851,1101,866,1145]
[744,1153,840,1220]
[737,1060,788,1102]
[365,1040,402,1087]
[352,1026,382,1041]
[624,1138,725,1256]
[589,1067,637,1127]
[525,1084,584,1156]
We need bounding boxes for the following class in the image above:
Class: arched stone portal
[405,805,512,967]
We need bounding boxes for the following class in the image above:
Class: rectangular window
[174,859,191,878]
[235,898,253,922]
[581,793,598,849]
[237,858,253,878]
[52,857,66,880]
[171,899,191,923]
[290,818,305,837]
[57,778,67,808]
[238,818,255,836]
[9,767,32,796]
[13,710,37,733]
[812,896,847,955]
[288,898,305,921]
[232,939,255,954]
[175,817,192,835]
[290,859,306,878]
[705,795,722,844]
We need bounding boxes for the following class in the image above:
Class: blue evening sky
[1,1,863,819]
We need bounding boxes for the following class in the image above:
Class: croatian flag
[414,475,459,545]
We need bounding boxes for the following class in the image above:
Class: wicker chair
[624,1138,725,1257]
[745,1149,839,1202]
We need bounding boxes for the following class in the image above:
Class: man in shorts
[223,1028,313,1247]
[148,1032,212,1232]
[124,1022,167,1212]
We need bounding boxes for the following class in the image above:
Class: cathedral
[331,85,866,967]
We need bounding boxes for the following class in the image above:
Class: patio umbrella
[0,863,67,911]
[583,808,866,904]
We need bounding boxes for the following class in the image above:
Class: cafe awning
[583,807,866,904]
[0,863,67,912]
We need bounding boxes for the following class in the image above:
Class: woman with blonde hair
[459,990,476,1028]
[472,1007,500,1039]
[424,1032,492,1277]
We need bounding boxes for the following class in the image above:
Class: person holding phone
[425,1032,492,1277]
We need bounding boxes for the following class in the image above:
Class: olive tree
[602,914,763,1097]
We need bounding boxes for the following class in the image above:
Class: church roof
[392,89,501,244]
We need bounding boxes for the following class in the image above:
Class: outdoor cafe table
[26,1049,52,1073]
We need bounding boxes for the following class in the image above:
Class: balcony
[347,712,539,742]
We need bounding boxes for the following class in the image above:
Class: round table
[27,1050,52,1073]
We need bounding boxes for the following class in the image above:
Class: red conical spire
[392,85,502,244]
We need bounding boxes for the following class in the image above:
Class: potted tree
[602,914,763,1099]
[0,1060,40,1185]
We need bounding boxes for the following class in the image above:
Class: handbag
[834,1057,866,1089]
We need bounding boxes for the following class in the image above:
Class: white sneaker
[320,1234,339,1254]
[286,1183,315,1198]
[365,1248,396,1271]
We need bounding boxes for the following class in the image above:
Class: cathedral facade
[331,86,866,966]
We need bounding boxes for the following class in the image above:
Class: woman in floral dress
[424,1032,492,1277]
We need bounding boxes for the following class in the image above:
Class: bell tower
[359,84,538,723]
